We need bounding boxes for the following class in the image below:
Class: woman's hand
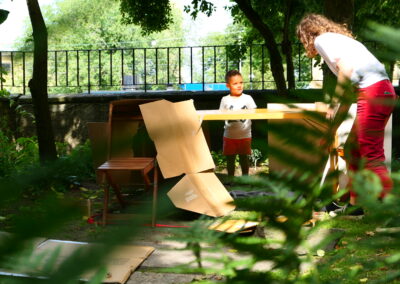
[326,107,336,120]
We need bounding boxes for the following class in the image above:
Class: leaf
[359,278,368,282]
[276,215,288,223]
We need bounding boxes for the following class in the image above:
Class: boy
[219,70,257,176]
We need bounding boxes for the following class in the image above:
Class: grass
[2,165,400,283]
[317,216,400,283]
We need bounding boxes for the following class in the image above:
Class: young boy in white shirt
[219,70,257,176]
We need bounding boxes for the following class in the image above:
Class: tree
[321,0,354,97]
[14,0,185,163]
[184,0,320,95]
[226,0,315,91]
[354,0,400,80]
[26,0,58,163]
[15,0,185,93]
[0,9,9,25]
[17,0,184,50]
[232,0,287,95]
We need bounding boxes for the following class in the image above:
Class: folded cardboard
[208,219,259,233]
[139,99,215,178]
[0,239,154,284]
[140,99,236,217]
[168,173,235,217]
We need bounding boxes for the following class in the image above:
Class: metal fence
[0,43,397,95]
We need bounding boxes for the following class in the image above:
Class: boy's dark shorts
[223,137,252,155]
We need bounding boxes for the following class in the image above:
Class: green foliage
[11,0,185,94]
[120,0,173,35]
[0,132,39,177]
[355,0,400,40]
[249,148,263,167]
[0,132,94,191]
[0,166,158,283]
[16,0,184,50]
[184,0,215,20]
[164,23,400,283]
[211,150,227,169]
[0,9,9,25]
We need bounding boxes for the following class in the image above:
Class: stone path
[124,226,344,284]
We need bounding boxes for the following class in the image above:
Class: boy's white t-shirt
[314,32,388,88]
[219,93,257,139]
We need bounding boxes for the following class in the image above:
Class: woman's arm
[328,59,354,133]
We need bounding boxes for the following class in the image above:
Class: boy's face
[226,75,243,96]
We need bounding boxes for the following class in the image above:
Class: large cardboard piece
[140,99,235,217]
[0,239,154,284]
[267,103,329,174]
[139,99,215,178]
[168,173,235,217]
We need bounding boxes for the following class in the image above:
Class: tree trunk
[26,0,57,163]
[282,0,295,89]
[234,0,288,96]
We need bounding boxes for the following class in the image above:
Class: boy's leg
[226,155,236,176]
[239,154,249,175]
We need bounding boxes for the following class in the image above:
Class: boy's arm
[248,95,257,109]
[219,97,226,110]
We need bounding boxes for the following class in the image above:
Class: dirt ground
[42,166,268,242]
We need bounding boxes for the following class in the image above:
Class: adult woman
[297,14,397,205]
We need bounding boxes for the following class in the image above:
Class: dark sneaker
[324,201,344,212]
[346,204,364,216]
[335,203,364,216]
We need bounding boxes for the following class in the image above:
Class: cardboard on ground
[168,173,235,217]
[208,219,259,233]
[0,239,154,284]
[139,99,215,178]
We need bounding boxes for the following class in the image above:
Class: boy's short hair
[225,70,242,83]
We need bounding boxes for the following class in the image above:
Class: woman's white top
[314,32,388,88]
[219,93,257,139]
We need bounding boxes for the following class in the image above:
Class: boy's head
[225,70,243,97]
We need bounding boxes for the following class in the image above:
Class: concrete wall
[1,89,398,155]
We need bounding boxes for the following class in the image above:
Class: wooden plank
[197,108,320,120]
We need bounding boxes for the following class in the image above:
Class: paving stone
[127,271,197,284]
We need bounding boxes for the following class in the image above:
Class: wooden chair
[96,99,159,226]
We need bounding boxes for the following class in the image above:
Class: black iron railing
[0,43,396,95]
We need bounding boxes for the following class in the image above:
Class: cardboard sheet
[0,239,154,284]
[208,219,259,233]
[167,173,235,217]
[139,99,215,178]
[267,103,329,175]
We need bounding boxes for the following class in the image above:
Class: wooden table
[197,108,313,120]
[196,107,337,191]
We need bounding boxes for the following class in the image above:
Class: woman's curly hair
[296,14,353,58]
